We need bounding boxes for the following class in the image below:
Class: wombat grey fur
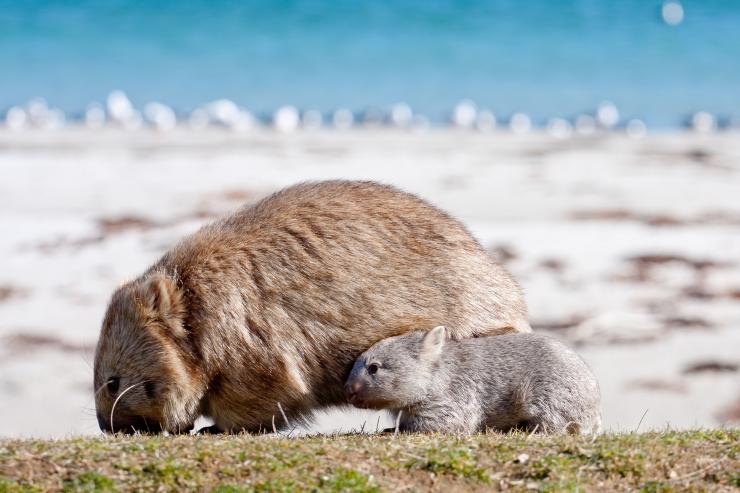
[345,326,601,434]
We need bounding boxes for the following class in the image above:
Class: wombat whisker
[110,381,144,433]
[80,355,94,372]
[286,425,298,439]
[94,379,114,397]
[277,402,290,430]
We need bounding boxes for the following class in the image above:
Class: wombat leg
[196,424,225,434]
[513,420,539,433]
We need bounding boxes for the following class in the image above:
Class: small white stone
[332,108,354,130]
[5,106,28,130]
[626,119,647,139]
[27,98,49,126]
[206,99,240,127]
[273,105,300,132]
[452,99,477,128]
[596,101,619,128]
[517,453,530,463]
[231,110,255,133]
[546,117,573,139]
[144,102,177,131]
[575,114,597,135]
[44,108,66,129]
[107,90,135,123]
[389,102,413,127]
[691,111,716,134]
[85,103,106,128]
[509,113,532,134]
[188,108,210,129]
[476,110,496,132]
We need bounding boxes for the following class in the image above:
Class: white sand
[1,128,738,438]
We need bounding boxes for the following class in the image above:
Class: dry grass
[0,429,737,492]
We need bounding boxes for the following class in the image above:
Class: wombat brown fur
[94,180,529,433]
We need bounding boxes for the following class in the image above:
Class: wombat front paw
[195,424,225,434]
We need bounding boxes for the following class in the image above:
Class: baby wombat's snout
[344,361,380,408]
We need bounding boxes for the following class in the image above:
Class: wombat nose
[102,414,162,434]
[345,381,364,400]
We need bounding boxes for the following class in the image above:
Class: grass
[0,429,737,492]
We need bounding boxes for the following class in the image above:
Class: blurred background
[0,0,738,437]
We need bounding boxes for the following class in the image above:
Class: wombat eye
[367,363,379,375]
[107,377,120,394]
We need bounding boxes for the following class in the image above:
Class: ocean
[1,0,739,127]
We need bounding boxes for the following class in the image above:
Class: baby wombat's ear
[420,325,446,361]
[141,273,186,337]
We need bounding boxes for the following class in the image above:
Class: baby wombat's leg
[580,411,602,435]
[516,396,573,434]
[523,408,600,435]
[380,413,436,433]
[396,407,480,434]
[519,415,567,434]
[380,412,474,433]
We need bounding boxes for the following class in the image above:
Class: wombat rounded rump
[94,180,529,433]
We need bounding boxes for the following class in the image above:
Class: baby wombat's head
[345,326,447,410]
[94,273,204,434]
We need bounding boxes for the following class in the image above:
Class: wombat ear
[420,325,446,361]
[142,274,186,336]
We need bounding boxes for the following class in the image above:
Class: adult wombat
[94,180,529,433]
[345,326,601,434]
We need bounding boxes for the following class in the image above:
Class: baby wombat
[345,326,601,434]
[94,180,530,434]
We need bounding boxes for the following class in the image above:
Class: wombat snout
[344,379,367,407]
[97,412,163,435]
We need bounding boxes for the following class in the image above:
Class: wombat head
[94,273,205,434]
[344,326,447,410]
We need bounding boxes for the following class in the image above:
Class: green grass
[0,430,737,492]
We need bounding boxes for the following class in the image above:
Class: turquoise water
[1,0,739,127]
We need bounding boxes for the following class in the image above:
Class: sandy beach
[1,128,738,438]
